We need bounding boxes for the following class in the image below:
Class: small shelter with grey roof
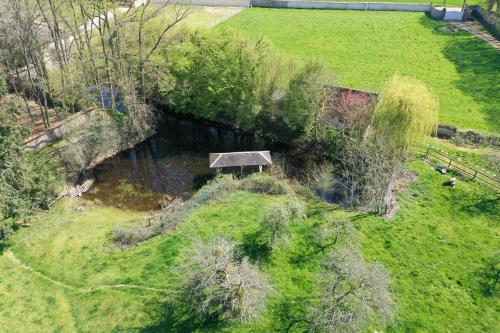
[209,151,272,174]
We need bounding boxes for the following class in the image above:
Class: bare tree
[0,0,52,126]
[310,217,354,254]
[181,238,272,323]
[310,247,394,333]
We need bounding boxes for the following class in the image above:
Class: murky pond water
[84,115,279,211]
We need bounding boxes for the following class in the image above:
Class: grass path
[4,250,171,294]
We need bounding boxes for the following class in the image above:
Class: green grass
[224,9,500,134]
[1,154,498,332]
[354,159,499,332]
[320,0,477,4]
[157,5,242,29]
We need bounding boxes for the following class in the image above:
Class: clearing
[0,154,498,332]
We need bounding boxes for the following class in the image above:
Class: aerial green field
[1,154,498,332]
[323,0,479,5]
[224,9,500,134]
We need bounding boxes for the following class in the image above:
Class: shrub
[259,198,306,249]
[113,225,160,247]
[242,173,290,195]
[0,104,61,243]
[114,175,238,246]
[0,68,7,98]
[181,238,272,322]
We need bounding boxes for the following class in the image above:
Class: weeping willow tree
[332,75,439,214]
[372,75,438,152]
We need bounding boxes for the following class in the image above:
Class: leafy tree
[309,247,394,333]
[372,75,438,152]
[166,28,281,131]
[0,102,61,244]
[181,238,272,323]
[283,62,334,138]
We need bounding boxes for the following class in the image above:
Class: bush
[0,68,7,98]
[0,104,61,243]
[181,238,272,322]
[114,175,238,246]
[259,198,306,249]
[113,225,160,247]
[242,173,290,195]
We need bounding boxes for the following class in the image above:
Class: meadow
[325,0,480,5]
[224,9,500,134]
[0,154,498,332]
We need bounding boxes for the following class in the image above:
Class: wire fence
[412,145,499,191]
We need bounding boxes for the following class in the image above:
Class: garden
[0,1,498,333]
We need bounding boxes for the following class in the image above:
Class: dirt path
[5,250,171,294]
[450,21,500,50]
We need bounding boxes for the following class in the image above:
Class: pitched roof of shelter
[209,151,272,168]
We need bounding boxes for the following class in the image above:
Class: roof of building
[209,151,272,168]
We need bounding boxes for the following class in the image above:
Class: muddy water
[84,115,275,211]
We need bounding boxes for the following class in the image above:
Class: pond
[84,115,286,211]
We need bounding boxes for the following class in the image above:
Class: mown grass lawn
[323,0,480,5]
[224,9,500,134]
[0,153,498,332]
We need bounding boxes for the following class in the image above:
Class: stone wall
[469,5,499,39]
[151,0,250,7]
[23,109,99,151]
[251,0,432,12]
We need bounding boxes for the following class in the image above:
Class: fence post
[472,170,478,180]
[447,158,452,168]
[425,147,430,158]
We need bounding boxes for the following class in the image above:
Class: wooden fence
[413,145,499,191]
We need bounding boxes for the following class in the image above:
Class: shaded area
[420,16,500,133]
[442,36,500,132]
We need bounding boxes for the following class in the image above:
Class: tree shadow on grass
[139,298,224,333]
[452,189,500,222]
[475,252,499,298]
[270,297,311,333]
[419,16,500,132]
[241,229,272,264]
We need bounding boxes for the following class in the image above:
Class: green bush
[0,68,7,98]
[0,104,61,244]
[242,173,290,195]
[372,75,438,151]
[166,28,281,131]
